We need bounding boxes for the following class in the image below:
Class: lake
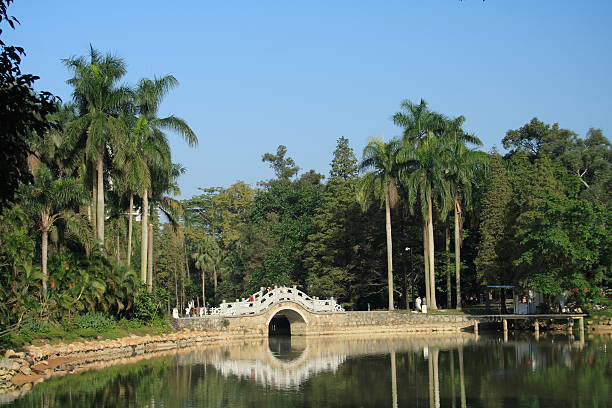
[5,333,610,407]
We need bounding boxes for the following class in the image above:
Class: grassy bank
[3,313,173,349]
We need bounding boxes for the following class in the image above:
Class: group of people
[414,296,427,313]
[172,301,206,318]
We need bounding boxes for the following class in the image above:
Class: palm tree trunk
[147,222,153,292]
[428,346,435,408]
[427,195,438,310]
[201,269,206,309]
[181,272,185,310]
[450,349,456,408]
[116,232,120,262]
[446,226,452,309]
[140,190,148,283]
[213,266,217,307]
[41,228,49,299]
[174,264,179,308]
[183,238,190,280]
[390,351,398,408]
[423,220,431,308]
[96,152,105,246]
[454,199,462,310]
[384,189,394,311]
[91,177,97,234]
[433,348,440,408]
[127,193,133,267]
[459,347,466,408]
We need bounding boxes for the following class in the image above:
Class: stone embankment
[0,311,477,399]
[174,310,477,335]
[0,329,235,401]
[589,317,612,332]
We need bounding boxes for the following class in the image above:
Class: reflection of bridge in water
[175,334,478,390]
[211,338,347,389]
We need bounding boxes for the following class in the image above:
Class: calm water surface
[6,333,610,407]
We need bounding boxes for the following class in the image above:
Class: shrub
[70,312,116,332]
[132,286,168,322]
[74,328,98,339]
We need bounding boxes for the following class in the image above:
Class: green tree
[503,118,611,206]
[0,0,57,211]
[249,177,323,289]
[329,136,358,182]
[305,137,364,306]
[398,135,451,310]
[129,75,198,284]
[444,139,487,309]
[20,166,87,298]
[262,145,299,182]
[514,194,610,303]
[358,137,401,311]
[192,235,223,306]
[112,114,150,268]
[63,46,129,247]
[393,99,451,310]
[475,152,512,311]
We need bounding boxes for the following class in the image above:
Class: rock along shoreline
[0,328,256,402]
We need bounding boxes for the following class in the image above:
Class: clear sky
[5,1,612,198]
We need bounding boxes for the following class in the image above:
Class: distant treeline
[174,111,610,313]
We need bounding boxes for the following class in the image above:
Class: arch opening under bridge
[267,307,308,336]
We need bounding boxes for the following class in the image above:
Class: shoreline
[0,313,606,401]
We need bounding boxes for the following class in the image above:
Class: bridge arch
[266,303,309,336]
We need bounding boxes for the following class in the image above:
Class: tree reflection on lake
[6,333,610,407]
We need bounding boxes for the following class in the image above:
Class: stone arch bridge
[173,286,476,336]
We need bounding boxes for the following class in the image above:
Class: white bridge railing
[205,286,345,317]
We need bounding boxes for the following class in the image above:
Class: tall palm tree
[192,236,221,308]
[394,99,446,310]
[113,114,151,269]
[20,166,87,298]
[357,137,401,311]
[130,75,198,284]
[398,135,452,310]
[392,99,443,145]
[148,163,186,291]
[63,46,130,248]
[444,140,486,309]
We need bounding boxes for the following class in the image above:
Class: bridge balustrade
[203,286,344,317]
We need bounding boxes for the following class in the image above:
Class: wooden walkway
[470,314,586,339]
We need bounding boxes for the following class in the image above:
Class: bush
[74,328,98,339]
[132,286,168,322]
[69,312,116,332]
[6,321,67,347]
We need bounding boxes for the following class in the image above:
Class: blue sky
[5,1,612,198]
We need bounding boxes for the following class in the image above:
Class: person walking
[415,296,422,312]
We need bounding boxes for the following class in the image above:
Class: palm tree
[130,75,198,284]
[398,135,452,310]
[357,137,401,311]
[148,163,186,292]
[63,46,130,248]
[20,166,87,298]
[192,236,221,308]
[444,140,486,309]
[392,99,443,145]
[394,99,446,310]
[113,115,151,269]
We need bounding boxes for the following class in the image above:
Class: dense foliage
[0,2,610,343]
[0,2,189,339]
[173,114,610,313]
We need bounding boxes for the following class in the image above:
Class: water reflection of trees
[9,334,609,408]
